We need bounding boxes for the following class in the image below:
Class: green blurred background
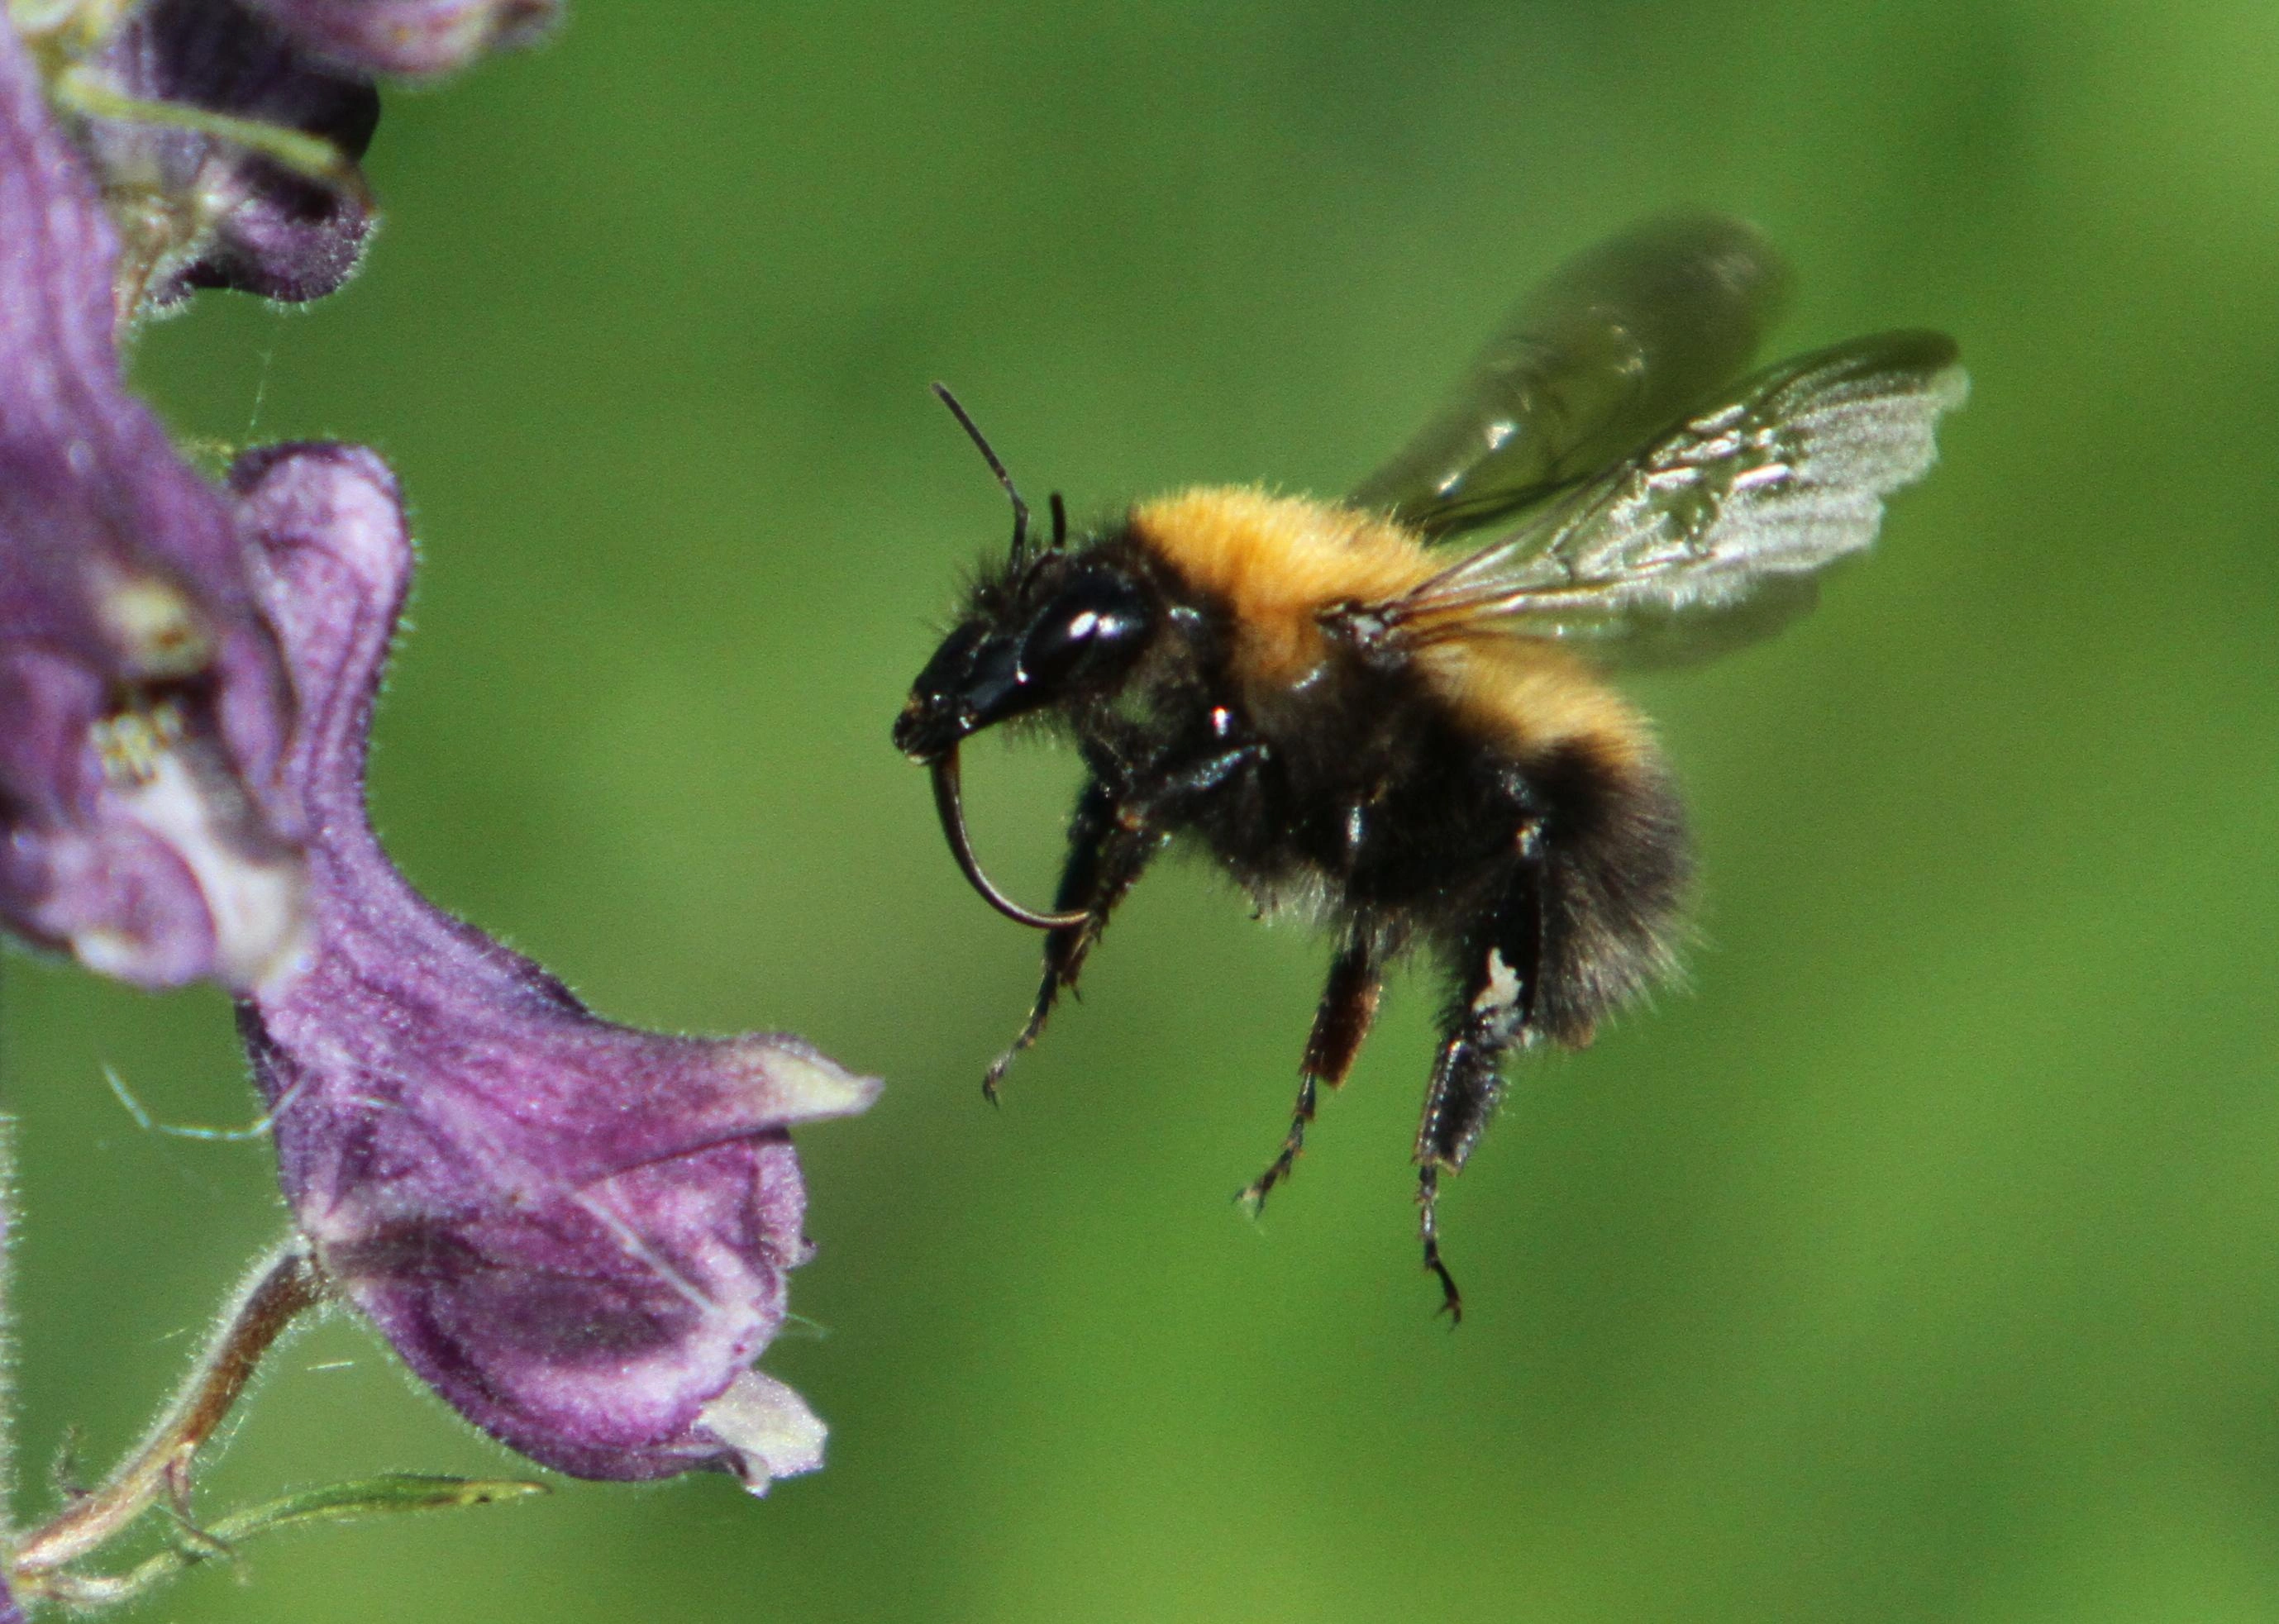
[7,1,2279,1618]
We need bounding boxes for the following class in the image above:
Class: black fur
[898,519,1690,1316]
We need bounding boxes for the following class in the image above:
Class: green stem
[49,66,366,194]
[33,1477,548,1610]
[12,1242,323,1578]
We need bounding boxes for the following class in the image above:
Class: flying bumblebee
[894,214,1966,1317]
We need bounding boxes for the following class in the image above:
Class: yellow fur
[1131,488,1437,681]
[1416,638,1656,775]
[1130,485,1654,769]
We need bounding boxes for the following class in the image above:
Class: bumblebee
[894,215,1966,1317]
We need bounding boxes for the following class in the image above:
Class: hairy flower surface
[241,0,560,78]
[0,14,307,988]
[74,0,380,309]
[233,443,876,1488]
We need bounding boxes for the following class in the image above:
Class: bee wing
[1347,331,1967,664]
[1349,213,1793,539]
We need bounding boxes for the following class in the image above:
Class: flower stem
[12,1241,323,1576]
[49,66,369,194]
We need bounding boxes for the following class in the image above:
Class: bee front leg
[1238,925,1384,1216]
[984,774,1166,1102]
[1414,836,1545,1321]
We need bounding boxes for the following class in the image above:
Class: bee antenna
[932,382,1031,560]
[1048,490,1068,550]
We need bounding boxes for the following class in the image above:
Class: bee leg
[984,774,1165,1102]
[1419,1165,1461,1321]
[1238,927,1382,1215]
[1156,741,1267,806]
[1414,841,1545,1322]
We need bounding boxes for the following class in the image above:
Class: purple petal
[73,0,379,309]
[233,444,876,1485]
[0,17,307,988]
[241,0,561,79]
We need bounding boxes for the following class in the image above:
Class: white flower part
[89,721,309,991]
[698,1370,827,1496]
[724,1036,884,1127]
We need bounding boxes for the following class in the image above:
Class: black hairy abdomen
[1076,559,1689,1047]
[1526,740,1688,1043]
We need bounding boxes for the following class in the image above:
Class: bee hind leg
[1238,926,1384,1216]
[984,774,1164,1102]
[1413,839,1544,1322]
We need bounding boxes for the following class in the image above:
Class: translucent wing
[1350,213,1793,539]
[1344,331,1967,663]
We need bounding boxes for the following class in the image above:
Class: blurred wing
[1349,213,1792,539]
[1347,331,1967,664]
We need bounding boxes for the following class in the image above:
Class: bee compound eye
[1020,571,1154,690]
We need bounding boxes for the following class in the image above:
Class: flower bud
[233,444,877,1488]
[72,0,379,310]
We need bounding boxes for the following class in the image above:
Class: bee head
[895,384,1159,931]
[893,551,1155,764]
[895,384,1156,763]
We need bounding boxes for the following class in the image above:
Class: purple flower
[72,0,380,310]
[232,443,878,1489]
[0,15,308,988]
[43,0,558,319]
[241,0,561,79]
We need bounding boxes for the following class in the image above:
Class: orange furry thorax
[1129,487,1437,684]
[1128,485,1652,769]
